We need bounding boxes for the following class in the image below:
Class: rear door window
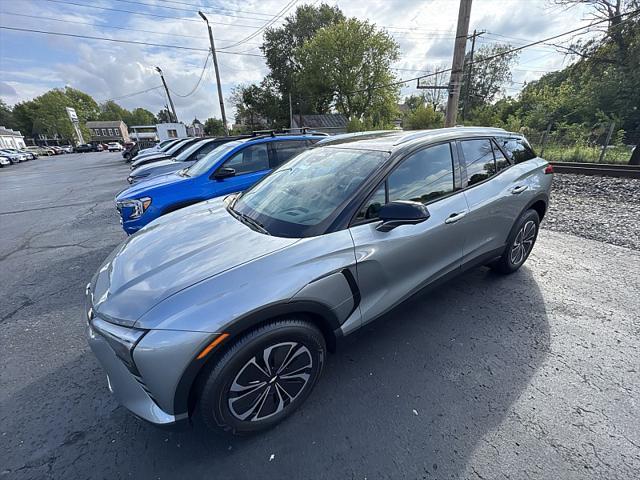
[222,143,269,174]
[460,139,496,186]
[492,139,511,171]
[271,140,308,168]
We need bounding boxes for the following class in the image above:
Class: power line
[152,0,279,18]
[219,0,300,50]
[99,85,164,102]
[40,0,263,28]
[110,0,278,23]
[0,26,266,57]
[349,8,640,96]
[168,53,211,98]
[0,10,263,45]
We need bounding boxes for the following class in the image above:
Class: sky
[0,0,594,125]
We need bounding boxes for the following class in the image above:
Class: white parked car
[108,142,123,152]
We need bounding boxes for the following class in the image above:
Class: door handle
[511,185,528,194]
[445,211,467,224]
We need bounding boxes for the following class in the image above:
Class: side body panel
[348,191,469,330]
[460,157,549,260]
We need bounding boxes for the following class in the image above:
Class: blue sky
[0,0,592,123]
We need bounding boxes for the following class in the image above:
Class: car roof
[235,134,324,145]
[315,127,519,153]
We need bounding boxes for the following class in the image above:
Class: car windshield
[175,139,210,162]
[165,140,190,155]
[233,147,388,237]
[186,141,242,176]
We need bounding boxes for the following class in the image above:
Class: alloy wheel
[510,220,536,266]
[228,342,314,422]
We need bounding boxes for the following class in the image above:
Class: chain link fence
[524,121,634,164]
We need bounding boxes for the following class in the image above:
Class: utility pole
[461,29,484,121]
[199,11,229,135]
[155,66,178,123]
[445,0,473,127]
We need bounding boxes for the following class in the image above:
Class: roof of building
[0,126,23,137]
[291,114,348,129]
[86,120,126,128]
[315,127,513,153]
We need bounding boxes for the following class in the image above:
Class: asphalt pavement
[1,153,639,479]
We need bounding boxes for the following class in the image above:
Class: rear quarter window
[498,137,537,164]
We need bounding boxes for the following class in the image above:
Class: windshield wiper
[178,168,190,177]
[228,205,270,235]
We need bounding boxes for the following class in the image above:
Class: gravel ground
[544,173,640,250]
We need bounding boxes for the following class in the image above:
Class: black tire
[490,209,540,274]
[198,319,326,435]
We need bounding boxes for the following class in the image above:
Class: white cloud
[0,0,597,121]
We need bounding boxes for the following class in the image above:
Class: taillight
[544,164,554,174]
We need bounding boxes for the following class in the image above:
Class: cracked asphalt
[1,153,639,479]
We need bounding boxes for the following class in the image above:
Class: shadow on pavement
[2,265,549,479]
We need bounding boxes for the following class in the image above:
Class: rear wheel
[491,209,540,274]
[198,319,326,435]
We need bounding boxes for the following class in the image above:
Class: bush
[403,104,444,130]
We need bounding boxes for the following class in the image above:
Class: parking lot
[1,152,639,479]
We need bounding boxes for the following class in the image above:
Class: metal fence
[525,121,634,164]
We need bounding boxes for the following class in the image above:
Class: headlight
[116,197,151,219]
[91,317,146,373]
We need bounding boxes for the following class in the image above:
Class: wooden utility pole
[155,67,178,123]
[445,0,473,127]
[199,11,229,135]
[461,29,484,121]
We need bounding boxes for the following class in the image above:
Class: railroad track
[550,161,640,179]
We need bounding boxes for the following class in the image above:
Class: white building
[129,123,189,146]
[0,126,26,149]
[156,122,188,141]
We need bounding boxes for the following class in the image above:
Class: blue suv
[115,134,323,234]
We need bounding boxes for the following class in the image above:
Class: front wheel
[198,319,326,435]
[491,209,540,274]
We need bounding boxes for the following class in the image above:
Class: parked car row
[0,147,42,167]
[88,127,553,436]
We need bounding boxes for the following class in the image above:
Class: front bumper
[88,324,186,427]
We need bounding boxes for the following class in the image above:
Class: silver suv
[86,128,552,434]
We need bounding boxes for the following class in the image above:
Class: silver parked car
[86,128,553,434]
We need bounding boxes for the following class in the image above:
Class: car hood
[91,200,299,326]
[116,171,188,200]
[131,159,184,177]
[131,153,171,167]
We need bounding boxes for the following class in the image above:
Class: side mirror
[214,167,236,179]
[376,201,430,232]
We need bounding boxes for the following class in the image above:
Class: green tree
[403,104,445,130]
[157,108,173,123]
[0,99,15,129]
[99,100,130,122]
[127,108,156,126]
[11,87,98,142]
[296,18,400,124]
[460,43,519,114]
[261,3,345,123]
[203,118,226,135]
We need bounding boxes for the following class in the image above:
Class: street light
[155,66,178,123]
[199,10,229,135]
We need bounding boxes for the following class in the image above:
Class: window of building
[168,129,178,138]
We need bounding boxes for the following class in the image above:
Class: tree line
[0,90,226,143]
